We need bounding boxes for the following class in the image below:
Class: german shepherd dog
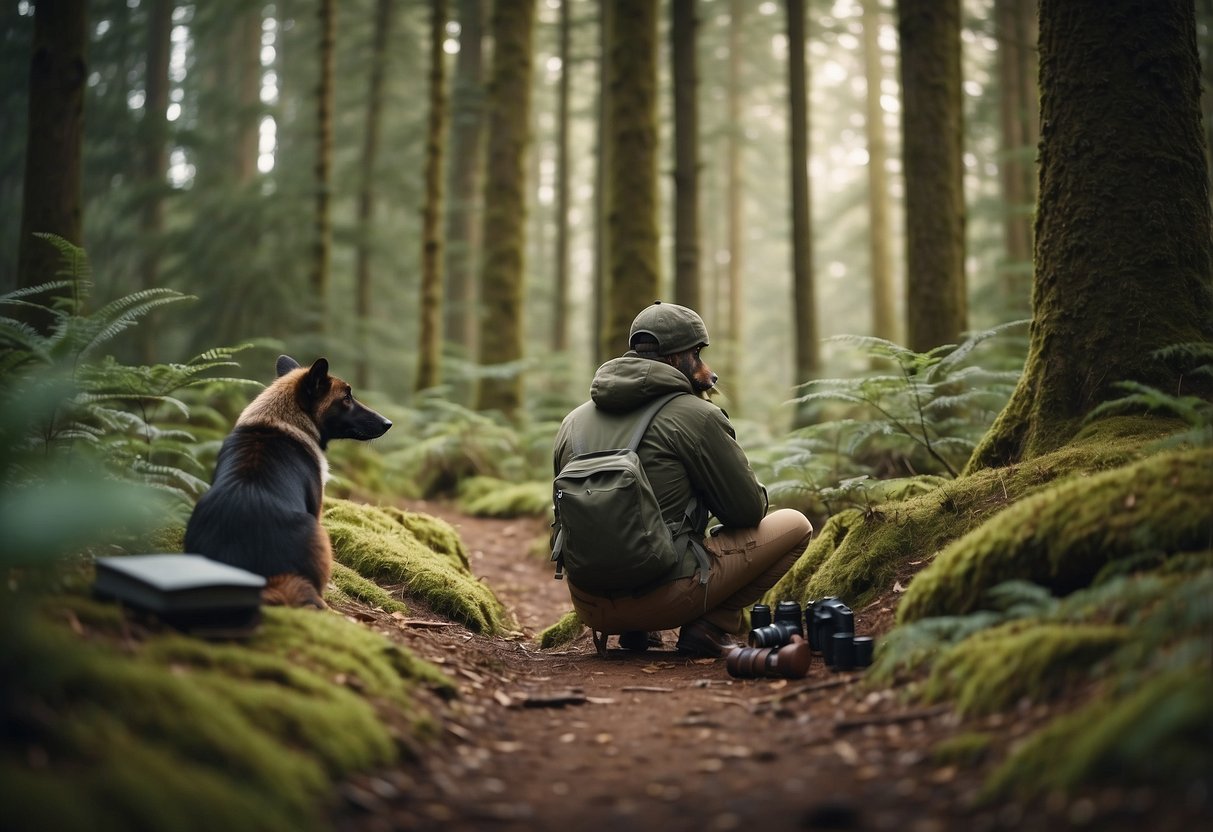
[184,355,392,608]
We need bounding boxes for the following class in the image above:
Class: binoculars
[733,598,874,677]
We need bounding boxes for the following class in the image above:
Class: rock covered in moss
[538,610,584,648]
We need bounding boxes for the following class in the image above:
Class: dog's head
[277,355,392,448]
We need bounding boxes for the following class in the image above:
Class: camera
[748,600,803,647]
[724,635,812,679]
[807,597,856,668]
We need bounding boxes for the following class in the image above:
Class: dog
[184,355,392,608]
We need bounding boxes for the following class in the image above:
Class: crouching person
[551,301,813,657]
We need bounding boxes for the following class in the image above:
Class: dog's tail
[263,574,327,609]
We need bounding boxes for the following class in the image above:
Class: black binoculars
[747,597,874,671]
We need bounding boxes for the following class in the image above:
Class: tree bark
[969,0,1213,470]
[592,0,611,367]
[787,0,819,417]
[475,0,535,416]
[354,0,393,390]
[17,0,87,328]
[444,0,486,380]
[137,0,173,363]
[310,0,336,335]
[417,0,449,392]
[898,0,966,353]
[995,0,1033,315]
[234,6,261,185]
[670,0,701,311]
[552,0,572,353]
[603,0,661,358]
[723,0,744,391]
[862,0,896,345]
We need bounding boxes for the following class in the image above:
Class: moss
[456,476,551,519]
[538,610,584,648]
[984,665,1213,799]
[925,621,1127,715]
[328,561,408,613]
[931,732,994,766]
[323,499,511,635]
[899,447,1213,622]
[1,595,454,831]
[769,417,1171,611]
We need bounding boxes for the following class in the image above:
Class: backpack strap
[623,392,684,452]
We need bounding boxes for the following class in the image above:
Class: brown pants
[567,508,814,636]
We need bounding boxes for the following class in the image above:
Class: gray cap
[628,301,710,355]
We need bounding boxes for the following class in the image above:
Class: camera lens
[831,632,856,670]
[853,636,874,667]
[774,600,802,627]
[750,603,772,630]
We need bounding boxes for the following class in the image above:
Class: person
[552,301,814,657]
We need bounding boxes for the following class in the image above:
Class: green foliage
[538,610,584,649]
[758,323,1025,518]
[0,239,261,566]
[1085,342,1213,449]
[456,475,552,518]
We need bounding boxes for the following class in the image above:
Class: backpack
[550,392,709,596]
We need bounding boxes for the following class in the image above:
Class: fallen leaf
[893,581,906,593]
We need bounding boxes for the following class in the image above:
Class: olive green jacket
[553,355,768,584]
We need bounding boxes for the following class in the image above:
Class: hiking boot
[619,630,663,652]
[675,620,739,658]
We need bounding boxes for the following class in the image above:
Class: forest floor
[327,500,1206,832]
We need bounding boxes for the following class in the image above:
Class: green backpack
[551,392,709,596]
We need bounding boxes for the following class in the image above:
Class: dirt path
[329,502,1196,832]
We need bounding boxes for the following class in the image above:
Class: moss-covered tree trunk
[862,0,896,346]
[17,0,86,330]
[474,0,535,416]
[602,0,661,358]
[671,0,701,312]
[136,0,172,364]
[417,0,449,393]
[969,0,1213,470]
[995,0,1036,316]
[899,0,966,353]
[310,0,335,336]
[443,0,486,399]
[787,0,819,427]
[354,0,393,390]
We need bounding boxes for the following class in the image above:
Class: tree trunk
[234,7,261,185]
[475,0,536,416]
[592,0,611,367]
[417,0,449,392]
[443,0,486,389]
[354,0,393,390]
[787,0,819,418]
[310,0,336,335]
[552,0,572,353]
[17,0,86,328]
[137,0,172,363]
[603,0,661,358]
[670,0,701,311]
[723,0,744,391]
[968,0,1213,471]
[995,0,1033,315]
[862,0,896,346]
[898,0,965,353]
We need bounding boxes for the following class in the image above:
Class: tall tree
[552,0,572,353]
[417,0,449,392]
[233,6,261,184]
[898,0,965,352]
[17,0,86,326]
[310,0,336,335]
[786,0,819,416]
[670,0,701,310]
[862,0,895,344]
[603,0,661,358]
[444,0,487,372]
[475,0,536,415]
[592,0,611,367]
[136,0,173,363]
[969,0,1213,470]
[995,0,1036,315]
[354,0,394,390]
[722,0,744,387]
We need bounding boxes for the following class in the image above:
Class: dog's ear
[303,358,331,399]
[276,355,301,377]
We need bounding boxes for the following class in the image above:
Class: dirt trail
[329,502,1197,832]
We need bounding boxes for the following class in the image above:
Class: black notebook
[94,554,266,637]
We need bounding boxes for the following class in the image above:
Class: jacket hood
[589,355,693,414]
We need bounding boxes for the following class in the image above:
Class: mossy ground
[538,609,584,648]
[0,595,453,832]
[324,498,513,634]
